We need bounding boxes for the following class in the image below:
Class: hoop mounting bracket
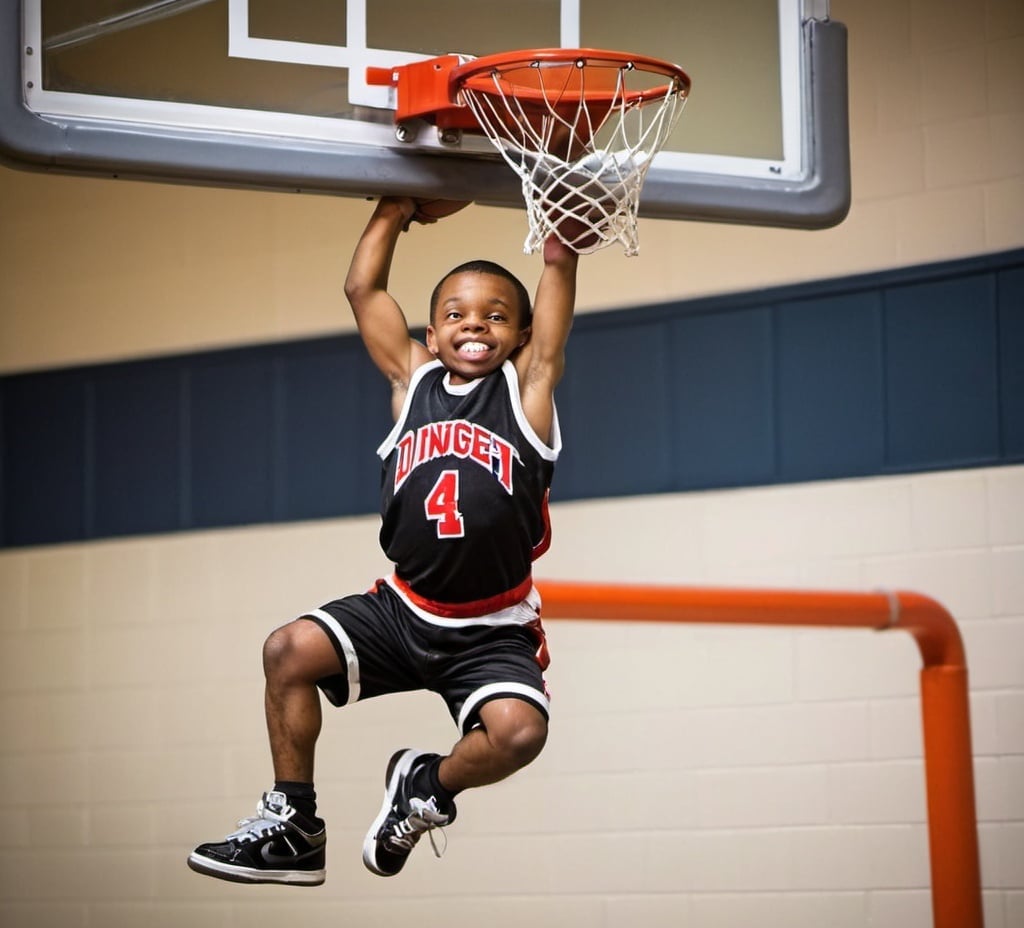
[366,56,479,130]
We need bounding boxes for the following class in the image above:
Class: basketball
[554,215,603,253]
[411,199,472,225]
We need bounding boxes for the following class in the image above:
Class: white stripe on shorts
[304,608,361,704]
[458,681,550,733]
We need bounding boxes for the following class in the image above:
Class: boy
[188,195,579,885]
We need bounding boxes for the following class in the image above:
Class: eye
[487,312,508,323]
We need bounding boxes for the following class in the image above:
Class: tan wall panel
[2,465,1023,924]
[2,0,1022,373]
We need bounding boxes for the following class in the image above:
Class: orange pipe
[536,581,983,928]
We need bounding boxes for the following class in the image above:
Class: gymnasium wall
[2,247,1023,548]
[1,2,1022,928]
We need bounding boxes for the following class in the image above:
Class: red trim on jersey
[390,572,535,619]
[525,616,551,671]
[532,488,553,561]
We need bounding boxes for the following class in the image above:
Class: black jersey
[377,359,559,614]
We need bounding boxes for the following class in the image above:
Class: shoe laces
[226,796,290,843]
[386,797,449,859]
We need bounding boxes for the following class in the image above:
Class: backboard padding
[1,0,850,229]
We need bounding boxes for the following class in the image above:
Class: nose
[462,315,486,331]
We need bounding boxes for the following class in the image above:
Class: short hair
[429,260,532,329]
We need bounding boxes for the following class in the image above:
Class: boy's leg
[363,607,550,877]
[362,696,548,877]
[187,617,342,886]
[439,697,548,791]
[263,617,346,784]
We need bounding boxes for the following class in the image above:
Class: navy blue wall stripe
[1000,265,1024,458]
[2,248,1022,549]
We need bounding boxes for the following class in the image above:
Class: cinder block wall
[1,1,1022,927]
[1,468,1022,927]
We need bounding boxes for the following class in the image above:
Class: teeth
[461,342,489,353]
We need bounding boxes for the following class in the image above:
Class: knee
[508,718,548,768]
[486,705,548,770]
[262,621,317,684]
[262,625,292,679]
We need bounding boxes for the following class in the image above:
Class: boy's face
[426,271,530,384]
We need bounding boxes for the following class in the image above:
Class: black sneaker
[187,791,326,886]
[362,749,456,877]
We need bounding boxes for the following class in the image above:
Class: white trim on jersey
[376,358,445,459]
[304,608,361,704]
[377,359,560,462]
[458,681,550,733]
[440,372,482,396]
[499,360,561,461]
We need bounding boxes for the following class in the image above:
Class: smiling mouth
[457,341,492,357]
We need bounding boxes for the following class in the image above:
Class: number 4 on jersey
[424,469,465,538]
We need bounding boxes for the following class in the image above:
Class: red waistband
[389,573,534,619]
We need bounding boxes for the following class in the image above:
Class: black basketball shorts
[303,579,550,734]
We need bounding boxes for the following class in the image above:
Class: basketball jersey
[377,359,560,614]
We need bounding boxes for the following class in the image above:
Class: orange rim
[452,47,690,109]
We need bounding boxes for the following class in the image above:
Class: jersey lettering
[424,470,465,538]
[393,419,519,495]
[378,364,557,602]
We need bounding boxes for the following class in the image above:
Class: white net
[457,55,688,256]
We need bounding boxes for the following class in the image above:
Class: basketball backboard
[0,0,849,229]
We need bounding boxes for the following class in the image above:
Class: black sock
[412,756,459,810]
[273,780,320,824]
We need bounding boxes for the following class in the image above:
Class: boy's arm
[344,197,434,417]
[516,235,580,443]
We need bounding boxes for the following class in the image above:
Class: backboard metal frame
[0,0,849,229]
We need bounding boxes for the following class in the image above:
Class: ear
[425,325,440,355]
[517,326,532,348]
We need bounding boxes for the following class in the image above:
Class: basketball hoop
[367,49,690,256]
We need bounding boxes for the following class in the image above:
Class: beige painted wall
[1,466,1023,927]
[1,2,1023,927]
[1,0,1022,374]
